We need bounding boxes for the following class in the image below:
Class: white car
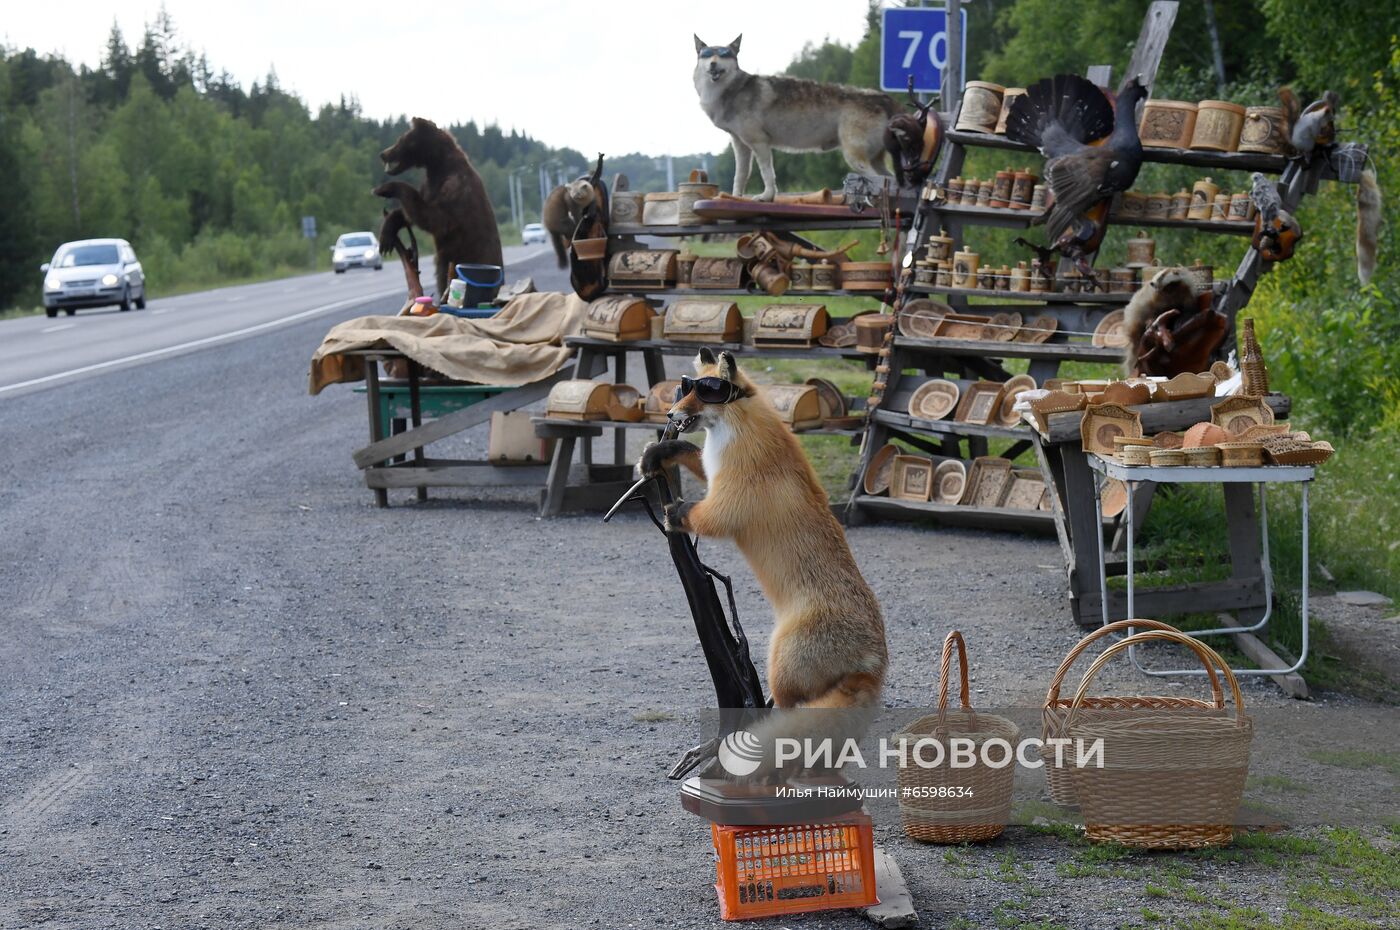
[331,232,383,273]
[42,238,146,317]
[521,223,548,245]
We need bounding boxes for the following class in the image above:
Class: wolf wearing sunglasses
[693,35,897,202]
[639,349,887,776]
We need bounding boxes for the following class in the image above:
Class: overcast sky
[3,1,877,155]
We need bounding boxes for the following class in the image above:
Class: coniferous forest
[0,12,710,311]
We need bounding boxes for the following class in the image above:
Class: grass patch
[1246,774,1310,794]
[631,709,674,722]
[1306,749,1400,776]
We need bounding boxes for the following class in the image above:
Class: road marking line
[0,290,401,397]
[150,308,168,315]
[41,323,76,333]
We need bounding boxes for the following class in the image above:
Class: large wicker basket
[1041,619,1220,806]
[1065,629,1252,849]
[895,631,1019,843]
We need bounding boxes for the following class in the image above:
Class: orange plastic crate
[709,814,878,920]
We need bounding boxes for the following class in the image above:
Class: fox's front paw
[663,500,693,534]
[754,188,776,203]
[638,439,699,478]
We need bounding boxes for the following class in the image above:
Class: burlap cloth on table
[308,291,588,394]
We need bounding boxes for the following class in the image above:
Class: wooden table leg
[1061,447,1106,625]
[408,359,428,503]
[614,351,627,465]
[1223,482,1266,622]
[540,435,577,517]
[364,358,389,508]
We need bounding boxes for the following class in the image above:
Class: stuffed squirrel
[1123,267,1227,378]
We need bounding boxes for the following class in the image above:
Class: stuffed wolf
[693,35,897,201]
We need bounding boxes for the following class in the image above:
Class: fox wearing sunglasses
[639,349,887,766]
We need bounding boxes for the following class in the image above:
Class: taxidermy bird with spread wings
[1005,74,1149,282]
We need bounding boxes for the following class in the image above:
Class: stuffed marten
[1123,267,1228,378]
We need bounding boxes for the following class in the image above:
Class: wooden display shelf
[920,202,1043,228]
[906,284,1134,304]
[893,334,1125,363]
[872,408,1026,440]
[1108,214,1255,235]
[944,128,1289,174]
[609,218,893,237]
[532,415,864,438]
[605,287,891,300]
[850,493,1058,534]
[563,335,871,362]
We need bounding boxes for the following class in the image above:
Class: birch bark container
[1138,100,1197,149]
[954,82,1006,133]
[1190,100,1247,152]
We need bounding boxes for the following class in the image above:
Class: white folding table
[1087,453,1315,678]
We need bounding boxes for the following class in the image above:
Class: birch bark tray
[1080,403,1144,456]
[961,456,1014,507]
[1211,395,1275,436]
[863,443,899,495]
[955,381,1005,425]
[908,379,960,420]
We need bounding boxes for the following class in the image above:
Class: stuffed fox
[638,350,887,772]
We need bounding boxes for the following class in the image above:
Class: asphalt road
[0,238,1378,929]
[0,242,555,398]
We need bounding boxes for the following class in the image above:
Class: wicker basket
[1066,629,1252,849]
[895,631,1019,843]
[1040,619,1214,806]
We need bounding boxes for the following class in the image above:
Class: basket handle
[935,630,973,721]
[1065,630,1246,734]
[1043,619,1185,707]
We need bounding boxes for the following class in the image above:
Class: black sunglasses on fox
[676,376,741,405]
[698,48,733,59]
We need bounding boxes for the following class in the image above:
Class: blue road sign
[301,216,317,239]
[880,5,969,96]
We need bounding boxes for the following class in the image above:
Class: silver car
[332,232,383,273]
[42,238,146,317]
[521,223,548,245]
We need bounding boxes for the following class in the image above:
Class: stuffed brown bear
[374,117,503,300]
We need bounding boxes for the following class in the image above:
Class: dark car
[42,238,146,317]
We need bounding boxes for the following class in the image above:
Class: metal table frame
[1087,454,1314,678]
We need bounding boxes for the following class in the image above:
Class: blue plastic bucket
[455,263,504,306]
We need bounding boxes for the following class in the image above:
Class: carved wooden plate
[997,374,1037,426]
[863,443,899,496]
[1014,314,1059,343]
[897,298,951,338]
[1091,309,1130,348]
[909,379,961,421]
[987,311,1023,342]
[933,460,967,504]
